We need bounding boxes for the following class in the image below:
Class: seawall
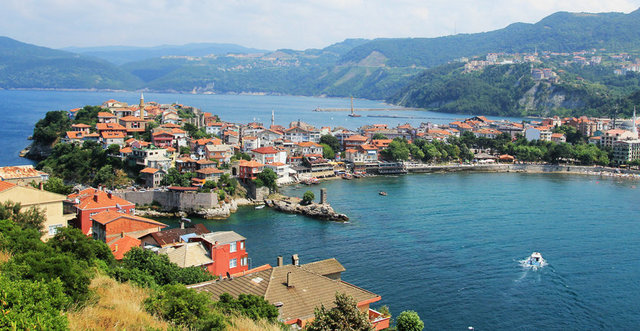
[116,190,218,212]
[406,163,640,177]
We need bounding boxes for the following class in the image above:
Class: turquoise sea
[2,90,639,329]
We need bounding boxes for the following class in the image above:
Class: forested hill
[340,9,640,67]
[389,61,640,118]
[0,37,142,90]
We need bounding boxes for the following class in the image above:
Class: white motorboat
[523,252,545,268]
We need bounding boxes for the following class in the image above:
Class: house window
[241,257,248,266]
[240,241,244,250]
[48,224,63,236]
[229,258,237,269]
[229,241,237,253]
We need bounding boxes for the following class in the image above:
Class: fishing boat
[379,191,387,196]
[523,252,544,268]
[304,177,319,185]
[342,173,353,180]
[255,204,265,209]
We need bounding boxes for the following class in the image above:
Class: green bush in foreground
[0,277,69,330]
[396,310,424,331]
[144,284,225,330]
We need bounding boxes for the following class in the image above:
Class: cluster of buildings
[60,95,640,189]
[0,165,389,329]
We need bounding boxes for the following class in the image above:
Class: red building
[190,231,248,277]
[67,188,135,235]
[91,210,167,259]
[343,134,368,150]
[237,159,264,180]
[151,131,175,148]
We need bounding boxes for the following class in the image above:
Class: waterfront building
[343,134,368,150]
[188,231,249,277]
[601,129,636,148]
[129,146,171,171]
[205,121,226,136]
[296,141,323,156]
[0,181,76,240]
[250,146,287,165]
[257,129,284,147]
[71,123,91,133]
[96,122,127,136]
[237,160,265,180]
[0,165,49,186]
[139,167,166,188]
[613,139,640,164]
[187,256,388,330]
[284,126,321,143]
[67,188,136,235]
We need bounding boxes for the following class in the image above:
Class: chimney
[107,191,112,199]
[291,254,299,266]
[286,272,293,288]
[38,182,44,190]
[93,193,99,202]
[114,244,118,252]
[277,256,283,267]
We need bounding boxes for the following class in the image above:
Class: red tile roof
[238,160,265,168]
[98,112,116,118]
[252,146,279,154]
[119,115,146,122]
[92,210,166,227]
[140,167,160,174]
[0,181,17,192]
[68,188,134,211]
[109,236,141,260]
[344,135,368,142]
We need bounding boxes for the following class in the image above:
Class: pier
[313,107,422,112]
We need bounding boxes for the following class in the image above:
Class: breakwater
[264,193,349,222]
[405,163,640,178]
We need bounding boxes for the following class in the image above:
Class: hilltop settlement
[2,94,640,329]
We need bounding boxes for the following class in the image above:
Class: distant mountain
[339,9,640,67]
[63,43,269,65]
[0,37,141,90]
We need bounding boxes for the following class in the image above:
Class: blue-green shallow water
[157,173,640,330]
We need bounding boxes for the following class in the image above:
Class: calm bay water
[159,174,640,330]
[0,90,522,166]
[1,90,638,329]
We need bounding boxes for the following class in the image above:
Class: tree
[302,191,315,205]
[257,168,278,192]
[321,143,335,159]
[35,177,72,195]
[372,133,388,140]
[47,226,115,266]
[320,134,341,153]
[0,201,46,232]
[180,146,191,155]
[396,310,424,331]
[305,292,373,331]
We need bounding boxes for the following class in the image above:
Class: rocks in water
[264,197,349,222]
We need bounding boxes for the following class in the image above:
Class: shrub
[0,277,70,330]
[302,190,315,204]
[215,293,279,322]
[144,284,224,330]
[396,310,424,331]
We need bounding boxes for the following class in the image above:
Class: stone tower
[320,188,327,204]
[139,93,145,120]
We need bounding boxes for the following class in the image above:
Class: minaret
[139,93,145,120]
[633,106,638,139]
[271,110,275,127]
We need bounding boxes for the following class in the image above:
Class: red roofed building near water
[67,188,136,235]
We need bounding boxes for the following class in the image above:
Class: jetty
[264,189,349,222]
[313,107,422,112]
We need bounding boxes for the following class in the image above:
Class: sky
[1,0,640,51]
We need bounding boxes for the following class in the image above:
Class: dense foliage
[214,293,279,322]
[305,292,373,331]
[396,310,424,331]
[0,277,70,330]
[37,142,130,186]
[160,168,195,187]
[32,110,72,145]
[302,190,315,204]
[144,284,225,330]
[0,201,45,232]
[256,168,278,192]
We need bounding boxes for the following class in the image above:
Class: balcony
[369,309,390,330]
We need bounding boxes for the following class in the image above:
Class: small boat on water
[255,205,265,209]
[304,177,319,185]
[379,191,387,196]
[523,252,544,268]
[342,173,353,180]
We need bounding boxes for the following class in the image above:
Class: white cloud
[0,0,638,50]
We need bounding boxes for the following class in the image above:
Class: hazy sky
[2,0,639,50]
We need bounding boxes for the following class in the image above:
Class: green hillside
[389,59,640,118]
[340,9,640,67]
[0,37,142,89]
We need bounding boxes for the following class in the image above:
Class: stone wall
[407,163,640,175]
[116,190,218,212]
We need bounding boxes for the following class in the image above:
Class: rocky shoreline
[264,195,349,222]
[135,198,261,220]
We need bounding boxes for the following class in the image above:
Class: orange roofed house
[67,188,136,235]
[237,160,264,181]
[187,231,249,277]
[91,210,167,259]
[187,256,389,330]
